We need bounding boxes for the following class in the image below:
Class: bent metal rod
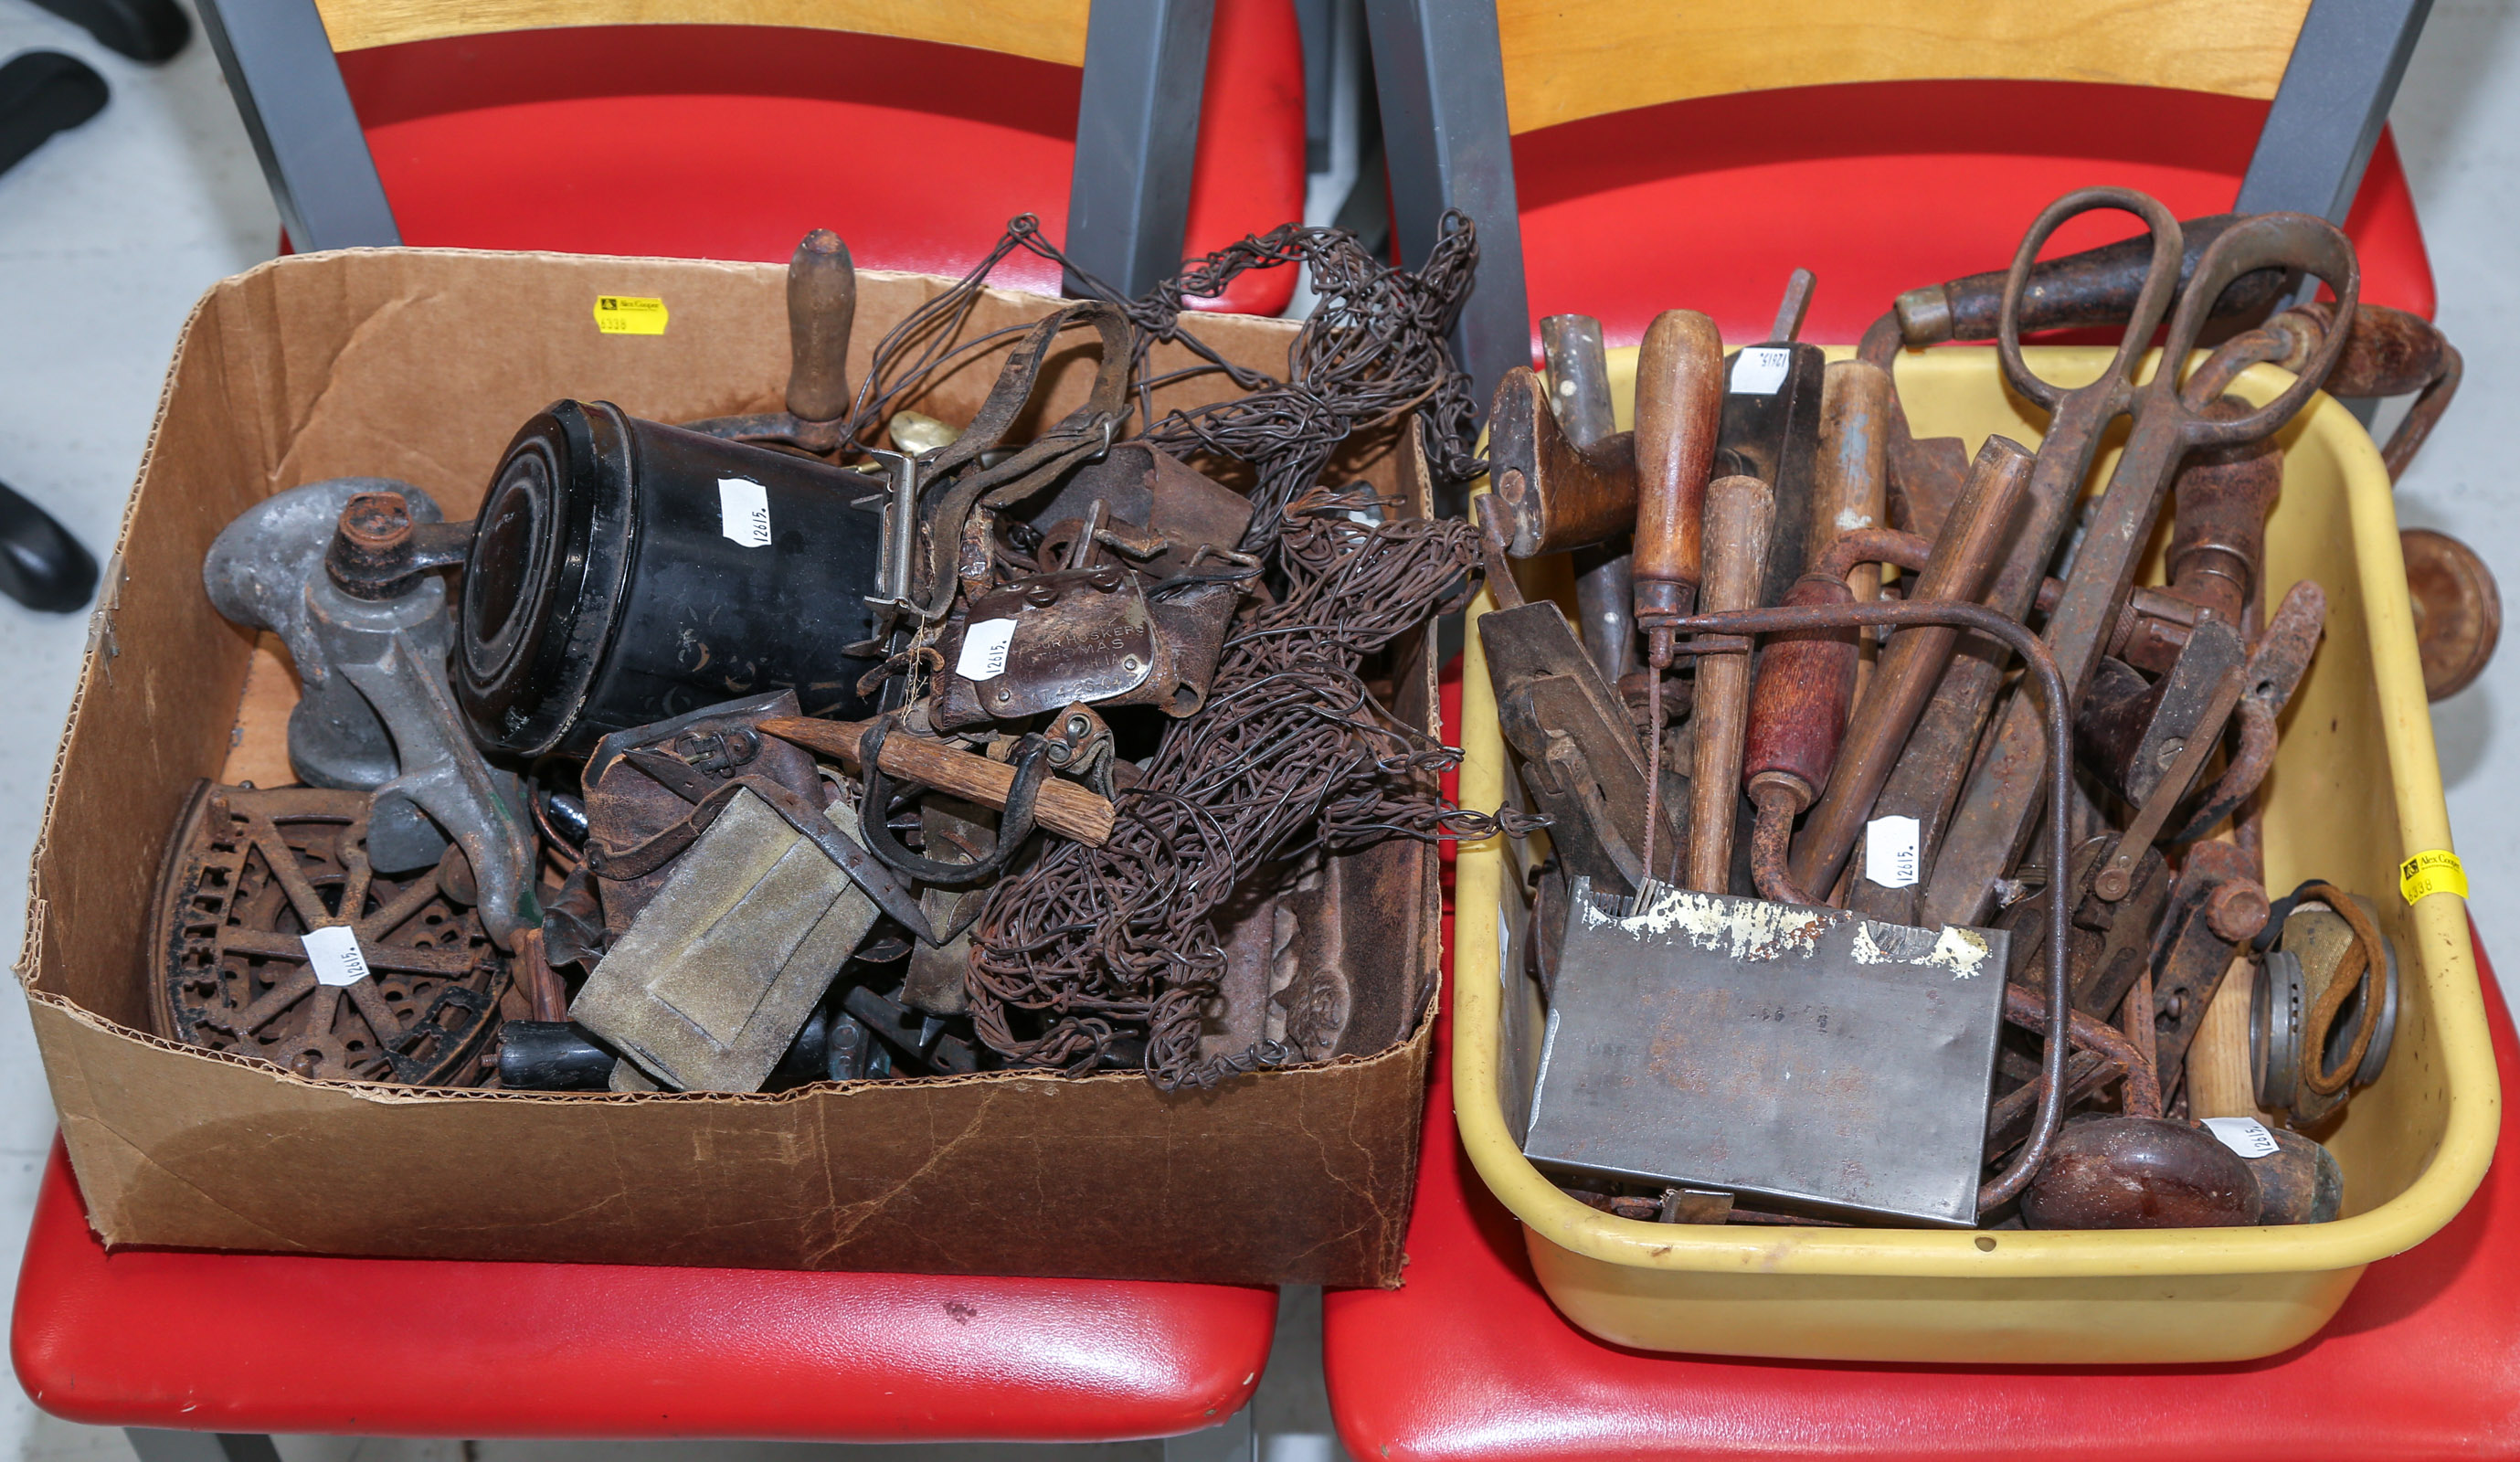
[1661,597,2073,1209]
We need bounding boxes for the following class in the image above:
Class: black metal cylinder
[455,399,884,758]
[496,1020,618,1089]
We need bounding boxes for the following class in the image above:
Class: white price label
[957,619,1019,682]
[717,478,773,548]
[1863,815,1922,889]
[1731,346,1792,395]
[2203,1117,2282,1159]
[300,925,371,988]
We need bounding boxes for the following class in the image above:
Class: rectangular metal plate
[1523,878,2008,1226]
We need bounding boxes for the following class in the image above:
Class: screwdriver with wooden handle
[1628,310,1726,887]
[758,716,1116,846]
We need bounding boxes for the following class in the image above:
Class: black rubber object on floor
[0,50,108,181]
[25,0,189,62]
[0,479,98,613]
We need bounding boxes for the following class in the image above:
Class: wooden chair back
[309,0,1092,63]
[1494,0,2315,136]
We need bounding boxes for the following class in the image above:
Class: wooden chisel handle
[1815,359,1892,705]
[757,716,1115,847]
[1632,310,1725,659]
[1813,360,1891,588]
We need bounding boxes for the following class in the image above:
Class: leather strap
[913,302,1137,620]
[584,777,749,879]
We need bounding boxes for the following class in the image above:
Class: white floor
[2,2,274,1457]
[4,1,2519,1457]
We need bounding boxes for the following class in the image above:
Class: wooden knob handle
[1632,310,1724,627]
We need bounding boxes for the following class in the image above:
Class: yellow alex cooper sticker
[2399,849,2468,904]
[594,295,668,335]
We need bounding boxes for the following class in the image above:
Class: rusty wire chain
[837,213,1488,549]
[1138,214,1488,546]
[835,214,1505,1087]
[969,487,1531,1087]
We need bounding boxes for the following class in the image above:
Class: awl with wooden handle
[1632,309,1727,641]
[1628,309,1726,885]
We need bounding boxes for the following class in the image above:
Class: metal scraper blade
[1523,877,2009,1227]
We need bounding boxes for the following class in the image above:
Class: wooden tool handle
[1487,367,1640,558]
[1813,360,1890,591]
[784,228,856,424]
[2186,954,2274,1120]
[1742,572,1858,810]
[1893,213,2282,346]
[1816,359,1892,705]
[1631,310,1725,632]
[1685,475,1774,893]
[2282,301,2449,398]
[758,716,1115,847]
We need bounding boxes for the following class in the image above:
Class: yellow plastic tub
[1456,344,2499,1364]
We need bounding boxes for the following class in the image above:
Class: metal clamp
[204,480,538,947]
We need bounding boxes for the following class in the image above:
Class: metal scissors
[1922,204,2361,927]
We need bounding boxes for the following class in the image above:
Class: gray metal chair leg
[1066,0,1218,299]
[2237,0,2435,222]
[123,1432,282,1462]
[1360,0,1530,412]
[1162,1403,1256,1462]
[192,0,398,250]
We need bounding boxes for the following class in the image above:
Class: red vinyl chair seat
[1324,857,2520,1461]
[1512,79,2435,346]
[334,0,1307,314]
[11,1154,1276,1441]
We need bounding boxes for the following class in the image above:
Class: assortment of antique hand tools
[144,184,2480,1235]
[156,214,1506,1096]
[1488,187,2471,1231]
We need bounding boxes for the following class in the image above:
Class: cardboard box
[19,249,1438,1286]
